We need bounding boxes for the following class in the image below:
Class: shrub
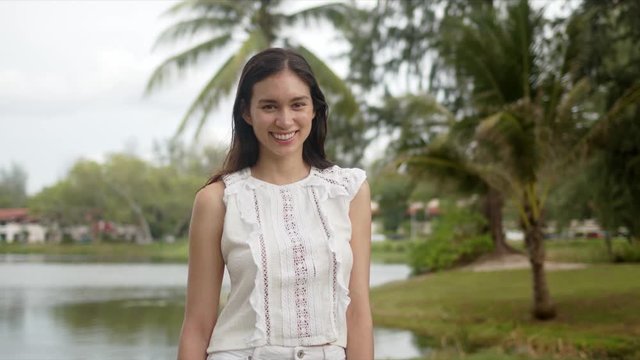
[410,205,493,274]
[612,242,640,263]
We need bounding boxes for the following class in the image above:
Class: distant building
[0,208,47,244]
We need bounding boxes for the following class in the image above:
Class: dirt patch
[462,253,588,272]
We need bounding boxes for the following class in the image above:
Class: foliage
[344,0,440,94]
[29,141,220,241]
[152,137,226,177]
[0,163,28,208]
[544,162,594,231]
[566,0,640,241]
[410,205,492,274]
[370,168,414,233]
[612,243,640,264]
[370,239,417,264]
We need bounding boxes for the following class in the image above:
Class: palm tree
[421,0,570,320]
[422,0,640,319]
[146,0,365,164]
[372,93,518,255]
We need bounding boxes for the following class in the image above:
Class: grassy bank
[371,264,640,359]
[371,237,636,265]
[0,241,189,262]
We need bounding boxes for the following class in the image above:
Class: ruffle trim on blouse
[222,166,366,346]
[223,168,270,347]
[307,166,366,340]
[305,166,366,202]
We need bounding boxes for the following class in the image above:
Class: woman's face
[243,69,314,161]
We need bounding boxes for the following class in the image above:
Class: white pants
[208,344,346,360]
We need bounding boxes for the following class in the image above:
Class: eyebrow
[257,96,311,104]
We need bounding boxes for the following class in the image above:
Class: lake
[0,255,427,360]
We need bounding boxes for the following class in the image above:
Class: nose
[275,108,294,128]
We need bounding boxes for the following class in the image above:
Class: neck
[251,155,310,185]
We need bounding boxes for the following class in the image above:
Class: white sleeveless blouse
[207,165,366,352]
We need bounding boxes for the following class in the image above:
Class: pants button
[296,349,305,358]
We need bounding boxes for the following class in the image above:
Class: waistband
[208,344,345,360]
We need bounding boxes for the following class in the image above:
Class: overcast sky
[0,0,349,195]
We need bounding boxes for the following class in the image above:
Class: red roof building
[0,208,32,223]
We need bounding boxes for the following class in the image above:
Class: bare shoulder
[194,181,225,212]
[351,180,371,206]
[189,181,226,249]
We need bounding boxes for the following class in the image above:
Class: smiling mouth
[270,131,297,141]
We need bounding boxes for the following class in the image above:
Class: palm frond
[404,145,514,195]
[582,83,640,148]
[145,33,233,94]
[554,77,591,124]
[152,17,239,49]
[175,30,268,138]
[294,45,359,121]
[162,0,246,18]
[476,111,538,182]
[285,2,355,29]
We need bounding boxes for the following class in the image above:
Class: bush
[612,242,640,263]
[410,205,493,274]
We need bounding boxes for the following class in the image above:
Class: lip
[270,130,298,143]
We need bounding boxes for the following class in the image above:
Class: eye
[261,104,276,111]
[292,102,307,109]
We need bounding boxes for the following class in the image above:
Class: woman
[177,48,373,360]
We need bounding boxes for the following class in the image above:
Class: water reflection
[52,295,183,343]
[0,256,428,360]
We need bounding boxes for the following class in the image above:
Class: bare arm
[177,182,226,360]
[346,180,374,359]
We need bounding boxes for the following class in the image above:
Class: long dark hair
[205,48,333,186]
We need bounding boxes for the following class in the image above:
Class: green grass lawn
[371,264,640,359]
[544,238,639,263]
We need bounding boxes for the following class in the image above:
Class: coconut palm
[146,0,364,164]
[413,0,640,320]
[373,93,518,255]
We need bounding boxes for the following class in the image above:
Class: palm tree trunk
[522,193,556,320]
[482,188,518,254]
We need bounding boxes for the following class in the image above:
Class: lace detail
[311,167,350,194]
[280,188,312,340]
[252,189,272,344]
[307,166,366,202]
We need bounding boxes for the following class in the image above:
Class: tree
[352,0,639,320]
[371,93,517,254]
[30,160,109,241]
[146,0,367,166]
[30,150,210,243]
[427,0,640,319]
[567,0,640,242]
[370,167,414,234]
[0,163,28,208]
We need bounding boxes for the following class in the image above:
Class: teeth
[272,131,296,141]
